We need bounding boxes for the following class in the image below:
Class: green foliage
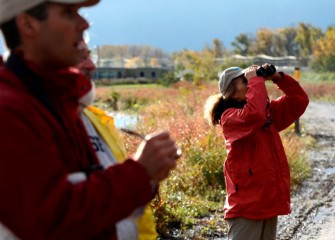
[152,192,221,236]
[310,56,335,72]
[232,33,254,55]
[278,27,299,56]
[159,129,227,200]
[157,71,179,87]
[219,58,253,70]
[100,90,149,112]
[295,23,323,59]
[281,130,312,191]
[172,43,223,83]
[300,71,335,83]
[181,72,194,81]
[256,28,276,56]
[229,22,327,63]
[310,27,335,71]
[187,130,226,194]
[212,38,226,58]
[149,117,227,235]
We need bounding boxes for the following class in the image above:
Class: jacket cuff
[122,159,155,202]
[272,72,285,83]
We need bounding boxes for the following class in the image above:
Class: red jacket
[0,56,153,239]
[221,73,309,220]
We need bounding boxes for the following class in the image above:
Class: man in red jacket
[0,0,179,239]
[204,65,309,240]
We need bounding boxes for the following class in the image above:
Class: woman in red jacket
[204,64,309,240]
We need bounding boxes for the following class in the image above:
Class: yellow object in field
[294,67,301,81]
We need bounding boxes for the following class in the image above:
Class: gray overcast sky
[1,0,334,54]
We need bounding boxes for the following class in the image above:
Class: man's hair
[0,2,49,50]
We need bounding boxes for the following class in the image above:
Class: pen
[119,128,145,140]
[119,128,182,158]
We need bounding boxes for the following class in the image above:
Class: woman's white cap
[218,67,246,95]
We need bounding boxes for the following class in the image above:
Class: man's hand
[133,131,180,182]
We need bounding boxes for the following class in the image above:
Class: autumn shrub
[157,71,179,87]
[280,129,311,191]
[108,82,227,233]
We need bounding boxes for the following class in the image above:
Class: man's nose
[77,14,90,32]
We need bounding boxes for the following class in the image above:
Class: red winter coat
[221,73,309,220]
[0,55,153,239]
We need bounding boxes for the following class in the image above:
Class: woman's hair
[0,3,49,50]
[204,77,247,126]
[204,93,226,126]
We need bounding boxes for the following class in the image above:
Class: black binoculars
[256,64,276,77]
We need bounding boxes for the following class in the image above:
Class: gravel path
[277,102,335,240]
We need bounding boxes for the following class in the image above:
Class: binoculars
[256,64,276,77]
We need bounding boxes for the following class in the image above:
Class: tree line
[172,22,335,83]
[92,22,335,83]
[94,45,171,68]
[230,23,334,71]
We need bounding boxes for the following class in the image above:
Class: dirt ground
[277,101,335,240]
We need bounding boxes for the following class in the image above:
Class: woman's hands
[261,63,282,81]
[244,63,282,81]
[244,65,258,80]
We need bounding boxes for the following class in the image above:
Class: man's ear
[15,13,41,38]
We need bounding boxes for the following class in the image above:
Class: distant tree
[196,49,221,82]
[172,48,219,83]
[295,23,323,62]
[129,45,142,58]
[158,71,178,87]
[231,33,255,56]
[113,45,129,58]
[92,44,171,67]
[95,45,117,58]
[152,48,166,59]
[311,26,335,71]
[255,28,274,55]
[271,31,286,56]
[278,27,299,56]
[212,38,225,58]
[231,24,324,59]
